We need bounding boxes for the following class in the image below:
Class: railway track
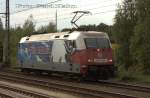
[0,80,56,98]
[98,80,150,93]
[0,85,53,98]
[10,69,150,94]
[0,71,140,98]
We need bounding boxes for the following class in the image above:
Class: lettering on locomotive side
[28,46,49,54]
[18,41,53,63]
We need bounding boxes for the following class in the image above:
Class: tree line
[62,23,113,42]
[113,0,150,75]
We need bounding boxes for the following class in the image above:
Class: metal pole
[3,0,10,65]
[55,9,57,32]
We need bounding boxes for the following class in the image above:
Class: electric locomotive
[18,31,115,80]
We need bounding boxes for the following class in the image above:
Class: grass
[113,65,150,85]
[112,43,119,50]
[136,75,150,84]
[111,43,150,84]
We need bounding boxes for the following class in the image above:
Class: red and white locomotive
[18,31,115,80]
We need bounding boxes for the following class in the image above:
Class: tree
[37,26,47,33]
[37,22,57,33]
[9,26,23,65]
[46,22,57,33]
[113,0,137,70]
[0,18,3,61]
[61,28,72,32]
[97,23,110,32]
[61,23,111,33]
[0,18,3,30]
[96,23,112,41]
[9,15,35,65]
[130,0,150,74]
[22,15,35,36]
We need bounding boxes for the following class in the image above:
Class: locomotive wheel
[21,68,30,74]
[109,69,115,77]
[84,72,99,81]
[47,72,52,76]
[35,71,42,75]
[101,69,109,80]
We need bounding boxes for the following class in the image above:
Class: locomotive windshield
[85,38,110,48]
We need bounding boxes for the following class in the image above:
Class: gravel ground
[1,69,150,98]
[0,80,84,98]
[36,77,150,98]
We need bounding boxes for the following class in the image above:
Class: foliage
[62,23,111,32]
[9,15,35,66]
[22,15,35,36]
[9,27,23,66]
[113,0,137,70]
[62,23,113,41]
[130,0,150,74]
[0,18,3,61]
[37,22,57,33]
[114,0,150,76]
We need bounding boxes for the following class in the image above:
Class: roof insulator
[26,37,30,40]
[55,36,60,38]
[64,35,69,37]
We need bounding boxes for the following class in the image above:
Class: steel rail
[0,72,138,98]
[0,82,56,98]
[4,69,150,93]
[98,80,150,93]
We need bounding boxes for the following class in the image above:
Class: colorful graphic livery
[18,31,115,80]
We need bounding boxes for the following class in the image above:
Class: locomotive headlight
[81,65,88,68]
[108,59,113,62]
[88,59,93,62]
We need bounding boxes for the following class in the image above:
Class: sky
[0,0,123,30]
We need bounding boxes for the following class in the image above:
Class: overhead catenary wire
[33,3,117,21]
[55,0,118,15]
[12,9,116,26]
[8,0,121,22]
[8,0,122,28]
[80,0,115,8]
[8,3,117,25]
[10,0,62,15]
[34,9,116,24]
[10,0,120,16]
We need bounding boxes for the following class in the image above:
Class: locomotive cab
[71,31,114,79]
[85,38,114,79]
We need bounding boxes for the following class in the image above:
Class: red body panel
[71,48,114,74]
[86,48,113,65]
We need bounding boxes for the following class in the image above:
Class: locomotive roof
[19,31,107,43]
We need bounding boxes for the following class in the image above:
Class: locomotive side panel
[18,40,80,74]
[18,31,115,80]
[51,40,80,73]
[18,41,53,69]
